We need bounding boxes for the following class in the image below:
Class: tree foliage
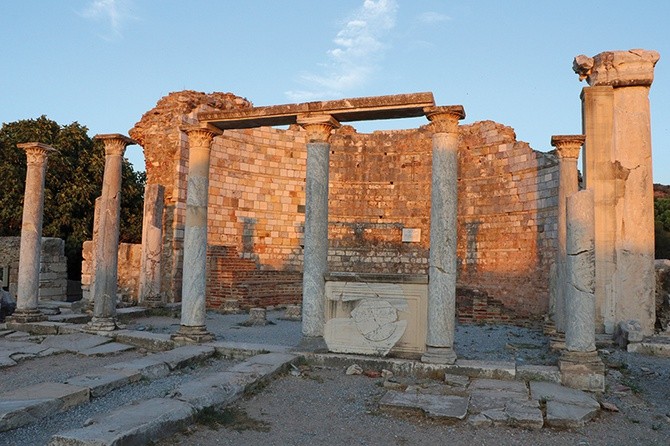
[0,116,145,279]
[655,197,670,259]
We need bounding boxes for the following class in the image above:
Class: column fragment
[87,134,136,332]
[421,105,465,365]
[138,184,165,307]
[297,115,340,337]
[551,135,584,335]
[172,124,221,343]
[10,143,57,323]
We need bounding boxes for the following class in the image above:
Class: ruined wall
[82,241,141,303]
[0,237,67,301]
[131,91,559,319]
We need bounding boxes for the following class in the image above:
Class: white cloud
[79,0,136,39]
[286,0,398,102]
[417,11,451,24]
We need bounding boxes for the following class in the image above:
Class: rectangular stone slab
[64,369,141,397]
[379,390,469,420]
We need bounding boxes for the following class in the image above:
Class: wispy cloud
[417,11,451,24]
[79,0,136,39]
[286,0,398,102]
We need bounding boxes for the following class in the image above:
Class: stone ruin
[3,48,665,394]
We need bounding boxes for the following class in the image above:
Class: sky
[1,1,668,184]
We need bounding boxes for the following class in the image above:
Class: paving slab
[444,360,516,380]
[469,378,528,393]
[545,400,599,428]
[529,381,600,428]
[627,335,670,357]
[206,340,293,358]
[529,381,600,407]
[0,354,16,367]
[469,389,531,413]
[40,333,111,352]
[443,373,470,387]
[7,321,67,335]
[517,364,561,383]
[154,345,215,370]
[47,314,89,324]
[228,352,298,377]
[104,356,171,380]
[64,369,141,398]
[0,330,15,337]
[116,307,150,320]
[1,382,90,410]
[78,342,134,357]
[173,371,249,410]
[113,329,174,351]
[49,397,195,446]
[379,390,469,420]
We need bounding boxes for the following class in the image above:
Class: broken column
[574,49,659,335]
[172,124,221,343]
[559,189,605,391]
[9,142,57,323]
[551,135,585,336]
[297,114,340,338]
[138,184,165,307]
[422,105,465,364]
[87,134,136,332]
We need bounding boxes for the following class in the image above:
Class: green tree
[0,116,145,280]
[655,197,670,259]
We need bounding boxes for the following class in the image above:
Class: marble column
[551,135,584,335]
[172,124,221,343]
[138,184,165,307]
[10,143,57,323]
[422,105,465,364]
[559,189,604,391]
[297,114,340,337]
[574,49,659,335]
[87,134,136,332]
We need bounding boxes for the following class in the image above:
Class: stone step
[49,352,299,445]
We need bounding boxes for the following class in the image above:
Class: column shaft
[138,184,165,306]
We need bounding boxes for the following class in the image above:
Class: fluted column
[297,114,340,337]
[10,143,57,323]
[422,105,465,364]
[86,134,136,332]
[172,124,221,343]
[551,135,584,335]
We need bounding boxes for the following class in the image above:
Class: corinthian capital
[17,142,58,165]
[297,115,340,143]
[573,49,660,87]
[94,134,137,157]
[181,124,223,149]
[424,105,466,133]
[551,135,585,160]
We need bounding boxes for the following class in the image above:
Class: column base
[550,331,566,351]
[171,325,214,344]
[7,308,47,324]
[421,346,457,364]
[559,350,605,392]
[143,297,166,309]
[84,316,119,332]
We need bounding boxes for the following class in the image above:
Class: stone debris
[614,320,644,348]
[379,390,469,420]
[530,381,600,428]
[345,364,363,375]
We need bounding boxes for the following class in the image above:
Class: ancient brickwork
[0,237,67,301]
[81,241,141,303]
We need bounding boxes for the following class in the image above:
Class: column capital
[297,114,340,143]
[424,105,465,133]
[551,135,585,160]
[573,49,660,87]
[17,142,58,165]
[180,124,223,148]
[94,134,137,157]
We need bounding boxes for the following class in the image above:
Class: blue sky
[1,1,668,184]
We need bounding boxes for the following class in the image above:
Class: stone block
[173,371,247,410]
[558,351,605,392]
[529,381,599,425]
[79,342,134,356]
[379,390,469,420]
[49,397,195,446]
[516,365,561,383]
[113,330,174,351]
[154,345,215,370]
[40,333,111,353]
[443,360,516,380]
[104,356,171,380]
[614,320,644,348]
[64,369,141,397]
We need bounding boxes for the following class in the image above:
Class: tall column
[172,124,221,343]
[86,134,136,332]
[422,105,465,365]
[297,114,340,337]
[9,142,57,323]
[574,49,659,335]
[559,189,604,391]
[138,184,165,307]
[551,135,584,335]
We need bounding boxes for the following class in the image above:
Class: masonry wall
[0,237,68,301]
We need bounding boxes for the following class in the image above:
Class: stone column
[9,143,57,323]
[551,135,584,335]
[297,114,340,337]
[574,49,659,335]
[87,134,136,332]
[421,105,465,364]
[172,124,221,343]
[138,184,165,307]
[559,189,604,391]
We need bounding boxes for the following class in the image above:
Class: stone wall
[81,241,141,304]
[0,237,67,301]
[130,91,559,319]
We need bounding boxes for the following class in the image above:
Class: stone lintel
[551,135,585,159]
[94,134,138,146]
[200,92,436,130]
[573,49,660,87]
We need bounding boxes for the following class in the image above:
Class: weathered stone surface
[104,356,170,380]
[546,400,599,428]
[78,342,134,356]
[444,373,470,387]
[206,340,292,358]
[1,382,89,414]
[114,329,174,351]
[154,345,215,370]
[0,398,61,432]
[49,397,195,446]
[379,390,469,420]
[614,319,644,348]
[173,371,247,410]
[444,360,516,380]
[40,333,111,353]
[530,381,599,409]
[627,335,670,357]
[139,183,165,306]
[573,49,660,87]
[516,365,561,383]
[227,352,298,379]
[64,369,141,397]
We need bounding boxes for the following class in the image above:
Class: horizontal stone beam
[199,92,436,130]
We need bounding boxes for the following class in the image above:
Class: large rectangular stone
[64,369,141,397]
[113,330,174,351]
[104,356,170,380]
[173,371,248,410]
[41,333,111,353]
[153,345,215,370]
[379,390,469,420]
[443,360,516,380]
[49,397,195,446]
